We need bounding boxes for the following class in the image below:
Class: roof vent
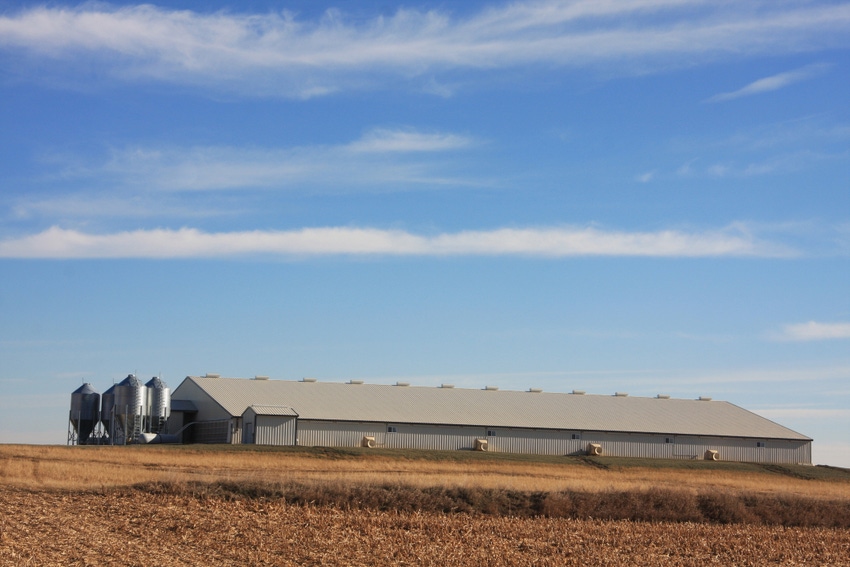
[254,375,269,380]
[395,381,410,387]
[483,385,499,391]
[440,384,455,388]
[699,396,713,401]
[614,392,629,397]
[528,388,543,393]
[347,380,364,385]
[656,394,670,399]
[301,377,317,383]
[204,373,221,379]
[571,390,586,395]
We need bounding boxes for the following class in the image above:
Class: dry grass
[2,444,849,501]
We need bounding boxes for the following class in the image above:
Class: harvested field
[3,487,850,566]
[2,444,849,565]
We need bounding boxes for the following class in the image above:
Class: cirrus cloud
[706,63,832,103]
[1,1,849,96]
[776,321,850,341]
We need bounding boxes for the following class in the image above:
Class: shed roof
[244,405,299,417]
[176,376,810,441]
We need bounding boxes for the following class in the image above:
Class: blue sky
[1,0,848,466]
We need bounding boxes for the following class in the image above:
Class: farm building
[168,375,812,464]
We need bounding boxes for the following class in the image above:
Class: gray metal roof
[244,405,299,417]
[178,376,810,440]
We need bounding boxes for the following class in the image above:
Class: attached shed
[170,375,812,464]
[242,405,298,445]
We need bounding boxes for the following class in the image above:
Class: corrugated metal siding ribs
[172,376,812,464]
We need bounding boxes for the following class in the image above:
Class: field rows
[2,445,849,565]
[3,486,850,566]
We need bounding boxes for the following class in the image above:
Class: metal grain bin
[100,384,115,441]
[113,374,147,442]
[69,383,100,445]
[145,377,170,434]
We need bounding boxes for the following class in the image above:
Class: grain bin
[145,376,170,434]
[68,383,100,445]
[100,384,115,442]
[113,374,147,442]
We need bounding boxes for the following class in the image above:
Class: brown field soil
[2,444,850,566]
[3,487,850,566]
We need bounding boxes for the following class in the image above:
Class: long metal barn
[168,375,812,465]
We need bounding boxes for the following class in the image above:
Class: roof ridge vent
[347,380,364,385]
[483,385,499,391]
[698,396,713,401]
[528,388,543,393]
[614,392,629,397]
[656,394,671,399]
[571,390,586,395]
[204,373,220,379]
[254,375,269,380]
[440,384,455,388]
[395,381,410,387]
[301,377,318,383]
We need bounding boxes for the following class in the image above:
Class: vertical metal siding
[387,423,484,451]
[583,432,811,464]
[245,418,812,464]
[254,415,297,446]
[298,420,387,447]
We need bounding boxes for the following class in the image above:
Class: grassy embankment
[2,443,849,527]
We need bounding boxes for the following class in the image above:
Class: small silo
[100,384,115,442]
[145,377,170,434]
[69,383,100,445]
[112,374,147,443]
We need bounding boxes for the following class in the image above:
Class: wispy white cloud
[775,321,850,341]
[346,129,473,153]
[679,365,850,385]
[0,224,792,259]
[10,194,238,221]
[1,2,848,96]
[706,63,831,103]
[45,128,478,192]
[635,171,655,183]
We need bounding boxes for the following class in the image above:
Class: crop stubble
[2,445,850,565]
[2,487,850,566]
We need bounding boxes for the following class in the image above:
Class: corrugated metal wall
[186,414,810,464]
[296,420,810,464]
[298,420,385,447]
[253,415,297,446]
[385,423,484,451]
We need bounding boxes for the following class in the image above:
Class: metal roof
[177,376,810,441]
[244,405,299,417]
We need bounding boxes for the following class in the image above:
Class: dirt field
[2,445,850,566]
